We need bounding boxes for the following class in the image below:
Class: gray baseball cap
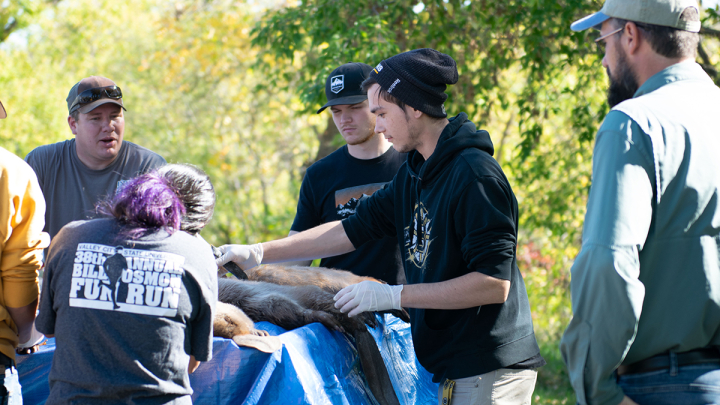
[0,100,5,119]
[571,0,701,32]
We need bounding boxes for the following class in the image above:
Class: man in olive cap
[0,99,50,402]
[25,76,166,239]
[217,49,544,404]
[561,1,720,404]
[284,63,406,285]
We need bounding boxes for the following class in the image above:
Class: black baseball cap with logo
[0,100,6,119]
[317,63,373,114]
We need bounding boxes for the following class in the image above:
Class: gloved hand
[215,243,263,270]
[17,322,45,353]
[333,281,403,317]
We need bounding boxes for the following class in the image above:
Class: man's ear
[407,106,423,120]
[624,21,642,56]
[68,115,78,135]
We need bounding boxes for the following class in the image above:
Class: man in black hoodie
[217,48,544,405]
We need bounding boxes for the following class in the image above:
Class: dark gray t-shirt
[36,218,217,405]
[25,139,166,239]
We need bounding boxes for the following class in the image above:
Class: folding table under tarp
[17,314,439,404]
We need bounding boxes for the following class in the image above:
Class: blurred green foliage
[1,0,719,403]
[0,0,53,42]
[1,0,322,245]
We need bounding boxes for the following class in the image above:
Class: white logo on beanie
[330,75,344,94]
[441,104,446,115]
[375,63,383,73]
[388,79,400,93]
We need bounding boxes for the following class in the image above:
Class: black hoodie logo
[404,202,433,269]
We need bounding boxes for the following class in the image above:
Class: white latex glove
[333,281,403,317]
[17,322,45,349]
[215,243,263,270]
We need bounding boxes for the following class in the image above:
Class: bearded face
[606,45,640,108]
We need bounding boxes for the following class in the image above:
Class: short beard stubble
[345,129,375,146]
[392,107,422,154]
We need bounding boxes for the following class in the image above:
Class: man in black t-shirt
[285,63,406,284]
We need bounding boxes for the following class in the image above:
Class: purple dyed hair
[98,173,186,239]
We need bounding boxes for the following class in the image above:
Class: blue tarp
[17,314,439,404]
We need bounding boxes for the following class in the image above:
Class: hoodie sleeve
[0,155,49,310]
[342,180,397,248]
[454,175,517,280]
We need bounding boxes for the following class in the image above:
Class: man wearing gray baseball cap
[561,1,720,404]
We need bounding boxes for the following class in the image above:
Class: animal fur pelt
[211,247,402,405]
[213,302,281,353]
[213,277,401,405]
[215,278,401,405]
[217,278,376,334]
[216,257,410,323]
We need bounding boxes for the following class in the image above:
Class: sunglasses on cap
[69,86,123,113]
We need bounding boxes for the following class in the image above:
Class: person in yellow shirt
[0,99,50,404]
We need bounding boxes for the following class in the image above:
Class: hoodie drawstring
[413,175,423,243]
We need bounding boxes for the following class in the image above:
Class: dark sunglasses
[70,86,123,112]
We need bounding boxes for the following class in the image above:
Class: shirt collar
[634,61,712,98]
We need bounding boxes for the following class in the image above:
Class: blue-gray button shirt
[560,62,720,405]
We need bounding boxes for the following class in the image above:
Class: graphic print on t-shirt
[335,182,389,218]
[69,243,184,317]
[116,179,130,194]
[404,202,433,269]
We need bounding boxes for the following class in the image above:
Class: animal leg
[294,289,378,332]
[214,302,268,339]
[241,294,344,332]
[355,328,401,405]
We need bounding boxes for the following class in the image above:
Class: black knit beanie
[369,48,458,118]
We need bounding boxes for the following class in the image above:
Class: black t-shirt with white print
[291,145,406,284]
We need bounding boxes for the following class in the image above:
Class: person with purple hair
[35,164,218,405]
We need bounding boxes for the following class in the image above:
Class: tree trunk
[314,114,339,163]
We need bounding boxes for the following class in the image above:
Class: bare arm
[7,298,38,343]
[188,355,200,373]
[262,221,355,264]
[401,272,510,309]
[335,271,510,317]
[273,231,313,267]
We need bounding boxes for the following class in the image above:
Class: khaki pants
[438,369,537,405]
